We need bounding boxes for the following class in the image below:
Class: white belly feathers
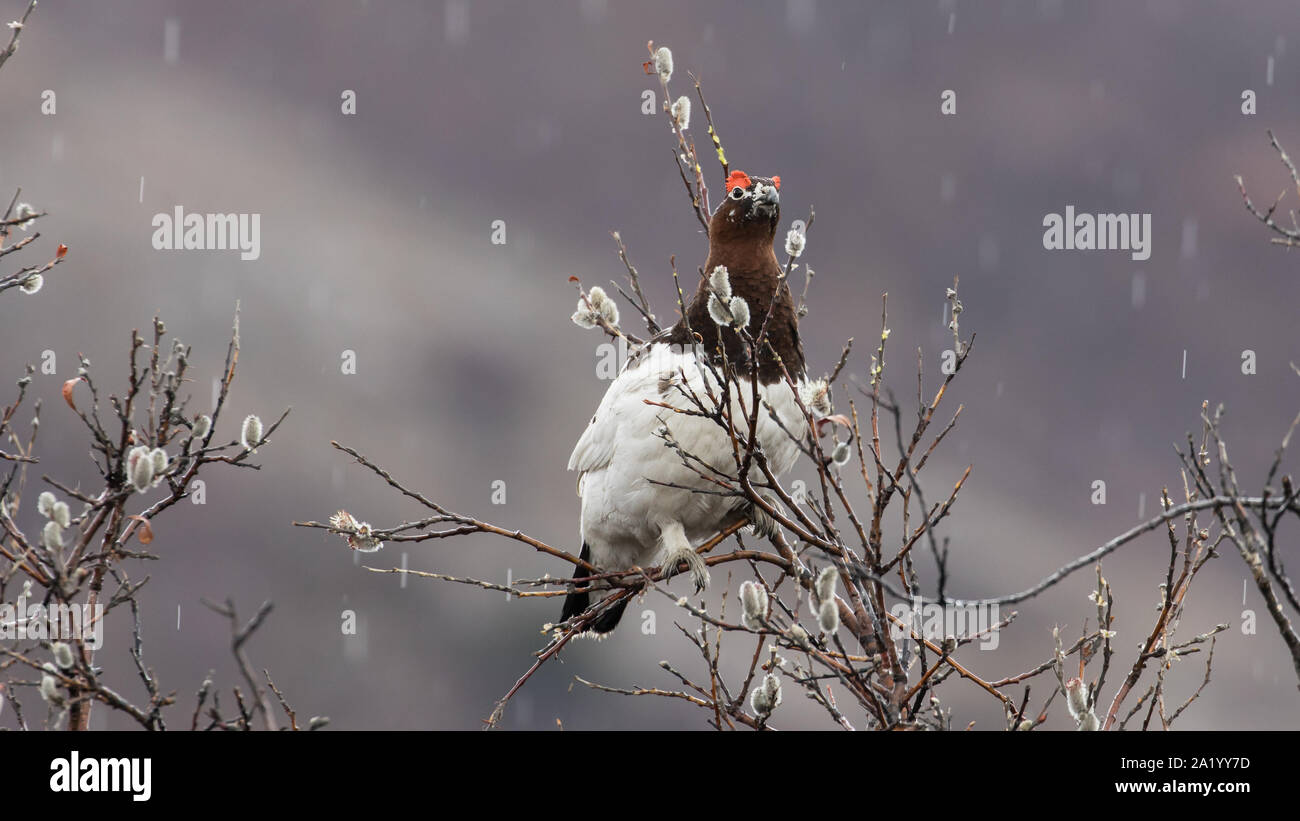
[568,342,806,571]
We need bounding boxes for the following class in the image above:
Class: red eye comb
[726,170,752,191]
[772,175,780,190]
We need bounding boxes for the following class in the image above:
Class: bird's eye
[729,186,746,200]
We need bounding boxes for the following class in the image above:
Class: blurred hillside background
[2,0,1299,729]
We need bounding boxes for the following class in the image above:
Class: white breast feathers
[569,342,807,573]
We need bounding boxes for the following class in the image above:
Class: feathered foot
[747,493,782,540]
[658,521,710,593]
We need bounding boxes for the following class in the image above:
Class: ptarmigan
[564,170,809,634]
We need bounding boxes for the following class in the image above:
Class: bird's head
[711,170,780,241]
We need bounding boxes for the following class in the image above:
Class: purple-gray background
[2,0,1298,729]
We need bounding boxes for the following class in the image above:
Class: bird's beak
[753,184,779,216]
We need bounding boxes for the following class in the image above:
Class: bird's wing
[568,361,656,476]
[568,405,618,477]
[567,342,689,481]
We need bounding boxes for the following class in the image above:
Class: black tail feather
[561,543,630,635]
[588,595,630,634]
[560,543,592,624]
